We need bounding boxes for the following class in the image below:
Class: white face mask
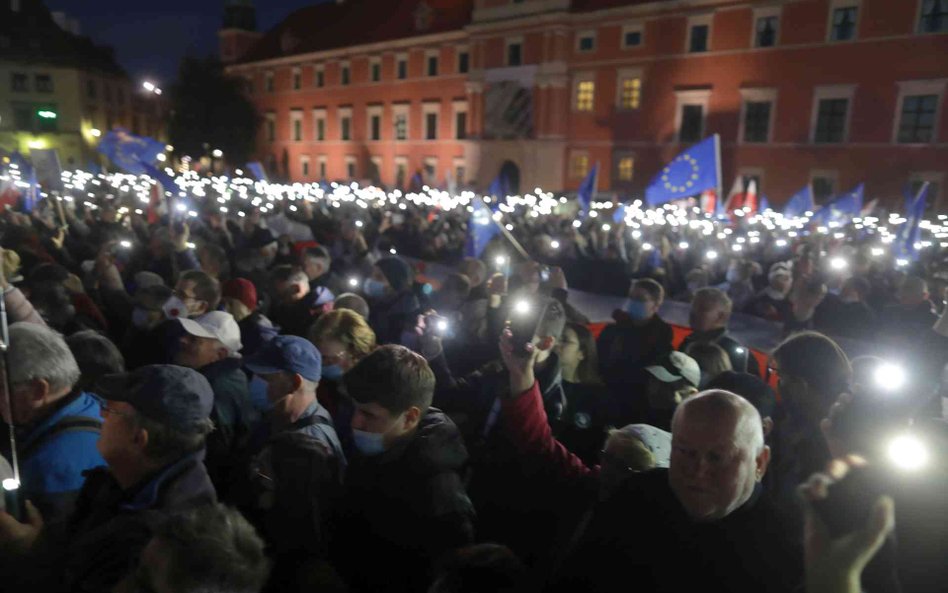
[162,296,188,320]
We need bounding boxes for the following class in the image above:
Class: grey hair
[693,287,733,314]
[8,322,81,393]
[673,389,765,456]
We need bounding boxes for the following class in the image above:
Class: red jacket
[500,380,600,490]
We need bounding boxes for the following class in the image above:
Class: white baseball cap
[645,351,701,389]
[179,311,242,357]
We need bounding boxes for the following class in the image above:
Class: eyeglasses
[173,289,197,302]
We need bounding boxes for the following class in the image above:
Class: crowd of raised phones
[0,184,946,593]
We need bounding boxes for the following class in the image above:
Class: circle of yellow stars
[661,154,701,194]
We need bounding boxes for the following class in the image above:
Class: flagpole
[477,196,529,260]
[713,134,722,203]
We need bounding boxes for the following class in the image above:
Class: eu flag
[140,161,177,196]
[97,128,166,175]
[810,184,863,225]
[23,168,39,213]
[464,198,500,258]
[782,185,813,219]
[576,162,599,217]
[897,183,929,260]
[645,135,720,207]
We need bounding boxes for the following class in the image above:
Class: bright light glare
[874,363,906,390]
[775,239,788,247]
[90,128,102,138]
[572,220,582,228]
[706,250,718,260]
[514,300,531,315]
[887,435,929,471]
[436,319,449,332]
[142,81,155,92]
[495,255,507,266]
[2,478,19,491]
[348,277,359,287]
[550,240,560,249]
[119,240,132,249]
[212,149,223,158]
[678,241,689,249]
[829,257,848,271]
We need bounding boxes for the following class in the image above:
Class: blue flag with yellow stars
[645,135,720,207]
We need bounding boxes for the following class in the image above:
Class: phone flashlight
[829,257,848,271]
[348,277,360,288]
[874,363,906,391]
[3,478,22,521]
[119,240,132,249]
[887,434,929,472]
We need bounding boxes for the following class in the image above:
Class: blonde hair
[309,309,377,361]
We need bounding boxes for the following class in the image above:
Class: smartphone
[508,298,549,358]
[539,265,551,283]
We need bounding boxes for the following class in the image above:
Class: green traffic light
[37,110,57,119]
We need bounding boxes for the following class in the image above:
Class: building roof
[569,0,671,13]
[0,0,126,76]
[238,0,474,65]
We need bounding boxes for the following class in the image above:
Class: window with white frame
[393,103,410,141]
[396,54,408,79]
[314,64,325,88]
[739,88,777,144]
[301,155,310,178]
[313,108,326,141]
[317,155,327,179]
[265,112,275,142]
[616,68,643,110]
[894,79,946,144]
[573,73,595,112]
[423,157,438,183]
[367,105,383,141]
[506,37,523,67]
[426,50,439,77]
[345,156,357,179]
[369,156,383,182]
[919,0,948,33]
[457,47,470,73]
[810,171,838,204]
[622,23,644,49]
[423,102,440,140]
[676,89,710,143]
[338,106,352,141]
[340,62,351,85]
[453,157,466,185]
[368,57,381,83]
[829,1,859,42]
[576,30,596,53]
[290,109,303,142]
[569,151,590,179]
[395,156,408,186]
[811,85,856,144]
[687,15,712,53]
[453,100,468,139]
[753,6,781,48]
[292,67,301,90]
[614,153,635,183]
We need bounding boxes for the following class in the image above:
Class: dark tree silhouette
[168,56,259,167]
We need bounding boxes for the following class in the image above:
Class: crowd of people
[0,166,945,593]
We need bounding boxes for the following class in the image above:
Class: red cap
[222,278,257,311]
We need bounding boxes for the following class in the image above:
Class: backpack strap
[20,416,102,460]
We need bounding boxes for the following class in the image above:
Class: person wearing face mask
[121,284,173,369]
[364,255,421,345]
[331,345,474,593]
[236,335,345,591]
[596,278,673,405]
[745,263,793,322]
[308,309,378,440]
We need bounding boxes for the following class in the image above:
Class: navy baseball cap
[244,335,322,382]
[96,365,214,433]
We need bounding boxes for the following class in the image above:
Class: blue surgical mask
[131,307,153,330]
[363,278,387,298]
[625,299,649,321]
[352,428,386,456]
[321,364,343,381]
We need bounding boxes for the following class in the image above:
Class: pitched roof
[238,0,474,64]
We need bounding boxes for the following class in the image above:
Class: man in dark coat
[331,345,475,593]
[679,287,759,376]
[364,256,421,346]
[555,390,801,593]
[0,365,217,592]
[174,312,259,489]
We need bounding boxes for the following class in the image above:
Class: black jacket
[20,451,215,592]
[368,290,421,346]
[597,312,673,389]
[201,357,260,489]
[331,409,474,593]
[680,327,760,376]
[555,469,802,593]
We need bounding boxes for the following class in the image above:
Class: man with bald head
[556,390,800,593]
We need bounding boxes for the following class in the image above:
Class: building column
[466,81,484,138]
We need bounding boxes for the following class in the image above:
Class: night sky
[43,0,332,85]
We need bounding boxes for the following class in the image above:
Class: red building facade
[225,0,948,209]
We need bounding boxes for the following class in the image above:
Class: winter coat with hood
[330,408,474,593]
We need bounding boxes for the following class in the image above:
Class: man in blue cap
[0,365,217,592]
[235,335,345,591]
